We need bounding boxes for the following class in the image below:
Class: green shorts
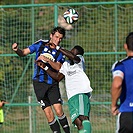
[68,93,91,123]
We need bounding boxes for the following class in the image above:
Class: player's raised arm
[12,43,30,57]
[37,54,63,71]
[35,60,64,82]
[56,45,81,63]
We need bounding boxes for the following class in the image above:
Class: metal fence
[0,1,133,133]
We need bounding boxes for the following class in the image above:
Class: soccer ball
[63,8,79,24]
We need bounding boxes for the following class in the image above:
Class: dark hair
[51,26,65,38]
[126,32,133,51]
[73,45,84,56]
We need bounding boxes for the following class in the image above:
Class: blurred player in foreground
[111,32,133,133]
[0,100,7,124]
[36,45,93,133]
[0,101,6,108]
[12,26,70,133]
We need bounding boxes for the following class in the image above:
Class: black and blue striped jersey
[29,39,65,84]
[111,56,133,112]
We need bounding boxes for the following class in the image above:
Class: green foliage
[0,2,129,101]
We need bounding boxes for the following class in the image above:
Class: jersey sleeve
[28,40,43,54]
[111,61,124,79]
[59,62,67,75]
[77,55,85,71]
[56,53,65,64]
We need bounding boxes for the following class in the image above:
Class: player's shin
[58,113,70,133]
[48,118,61,133]
[82,120,91,133]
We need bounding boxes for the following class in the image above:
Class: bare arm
[46,59,62,71]
[36,61,64,82]
[12,43,30,57]
[110,76,123,115]
[0,101,4,108]
[58,47,80,63]
[37,55,62,71]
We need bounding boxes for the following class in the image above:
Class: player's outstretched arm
[36,61,64,82]
[56,46,80,63]
[12,43,30,57]
[0,100,8,108]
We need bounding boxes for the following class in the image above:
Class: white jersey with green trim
[59,55,93,100]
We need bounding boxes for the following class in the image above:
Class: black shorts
[116,112,133,133]
[33,80,63,110]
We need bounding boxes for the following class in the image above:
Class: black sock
[48,118,61,133]
[58,113,70,133]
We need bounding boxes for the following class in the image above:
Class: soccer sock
[79,129,84,133]
[48,118,61,133]
[82,120,91,133]
[58,113,70,133]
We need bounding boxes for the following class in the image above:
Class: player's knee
[55,110,64,117]
[74,118,83,130]
[53,104,64,117]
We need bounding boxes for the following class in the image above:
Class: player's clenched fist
[12,43,18,51]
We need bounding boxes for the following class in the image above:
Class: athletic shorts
[68,93,91,123]
[116,112,133,133]
[33,80,63,110]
